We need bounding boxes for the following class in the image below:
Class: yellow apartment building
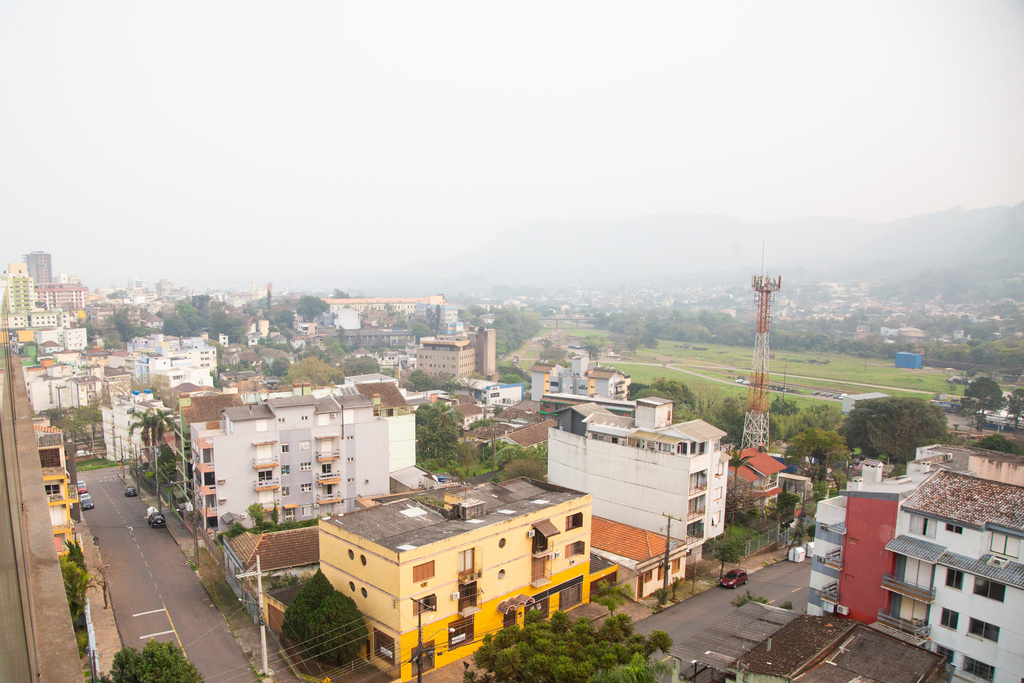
[36,426,76,555]
[318,478,597,681]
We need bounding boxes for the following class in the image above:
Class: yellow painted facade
[318,483,595,682]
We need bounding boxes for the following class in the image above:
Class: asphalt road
[81,469,257,683]
[637,559,811,647]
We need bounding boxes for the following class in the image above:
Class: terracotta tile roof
[585,367,623,379]
[504,419,556,447]
[731,450,787,482]
[453,403,484,417]
[591,516,668,562]
[354,382,409,409]
[530,362,555,372]
[902,470,1024,531]
[230,526,320,572]
[181,393,244,425]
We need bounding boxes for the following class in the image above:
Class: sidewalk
[79,520,124,677]
[141,489,302,683]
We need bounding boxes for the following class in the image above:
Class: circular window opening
[498,538,506,548]
[348,549,354,560]
[349,581,355,592]
[498,569,506,580]
[361,554,367,566]
[361,587,368,598]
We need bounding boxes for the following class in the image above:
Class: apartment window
[44,483,61,497]
[374,629,395,664]
[281,486,290,497]
[299,440,310,450]
[448,616,474,650]
[347,477,355,483]
[458,548,475,573]
[257,470,274,483]
[945,523,963,534]
[301,483,312,493]
[990,532,1021,558]
[301,415,309,421]
[301,505,312,517]
[968,618,999,642]
[641,570,652,583]
[934,645,954,666]
[565,512,583,531]
[909,514,935,538]
[280,443,289,453]
[962,657,994,682]
[973,578,1006,602]
[414,594,436,615]
[300,462,311,471]
[347,456,354,462]
[283,507,294,521]
[256,420,268,433]
[413,561,435,582]
[945,568,963,590]
[940,608,959,630]
[281,465,290,475]
[672,558,681,572]
[714,487,723,501]
[565,541,585,558]
[277,418,285,423]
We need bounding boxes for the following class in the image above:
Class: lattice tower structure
[741,274,782,451]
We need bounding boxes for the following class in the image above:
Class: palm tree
[130,408,175,513]
[592,652,673,683]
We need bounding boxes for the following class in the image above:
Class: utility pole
[155,443,162,515]
[661,513,684,593]
[411,597,436,683]
[236,555,270,675]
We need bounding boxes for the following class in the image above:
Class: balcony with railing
[52,521,74,534]
[199,483,217,497]
[252,477,280,491]
[47,490,70,505]
[876,609,930,638]
[817,581,839,603]
[687,508,706,522]
[317,471,342,485]
[252,456,278,469]
[688,480,708,495]
[531,556,551,588]
[317,491,343,505]
[882,574,936,603]
[195,460,215,474]
[822,547,843,570]
[316,449,340,462]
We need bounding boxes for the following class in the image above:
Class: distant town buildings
[530,355,630,402]
[416,327,497,380]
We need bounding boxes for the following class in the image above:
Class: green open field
[527,325,957,400]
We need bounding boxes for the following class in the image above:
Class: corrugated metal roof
[885,535,947,562]
[673,419,727,442]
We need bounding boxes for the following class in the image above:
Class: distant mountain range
[346,200,1024,294]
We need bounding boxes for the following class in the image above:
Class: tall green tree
[286,357,344,386]
[295,295,329,321]
[468,611,671,683]
[960,377,1006,432]
[415,402,461,462]
[786,428,849,481]
[282,569,367,665]
[841,397,948,462]
[1007,388,1024,431]
[711,533,746,580]
[974,434,1023,455]
[101,640,203,683]
[591,652,673,683]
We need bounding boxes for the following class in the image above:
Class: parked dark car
[720,569,748,588]
[77,480,88,494]
[79,493,95,510]
[148,512,166,528]
[124,486,137,497]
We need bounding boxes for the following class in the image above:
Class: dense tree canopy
[960,377,1006,431]
[974,434,1023,456]
[467,611,671,683]
[415,402,461,462]
[286,357,344,386]
[841,397,948,462]
[296,295,329,321]
[786,428,849,481]
[101,640,203,683]
[282,569,367,665]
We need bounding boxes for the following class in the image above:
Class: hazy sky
[3,1,1023,291]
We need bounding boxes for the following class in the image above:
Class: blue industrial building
[894,351,923,369]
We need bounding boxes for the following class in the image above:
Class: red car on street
[720,569,748,588]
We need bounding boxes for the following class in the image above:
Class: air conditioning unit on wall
[553,551,562,558]
[526,530,536,538]
[836,605,850,615]
[451,591,460,601]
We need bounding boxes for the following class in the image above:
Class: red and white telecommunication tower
[741,273,782,451]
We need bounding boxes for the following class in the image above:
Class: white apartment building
[191,392,391,531]
[101,390,168,464]
[530,355,630,402]
[887,471,1024,683]
[126,334,217,387]
[547,397,727,552]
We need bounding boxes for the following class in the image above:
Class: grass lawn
[77,458,118,471]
